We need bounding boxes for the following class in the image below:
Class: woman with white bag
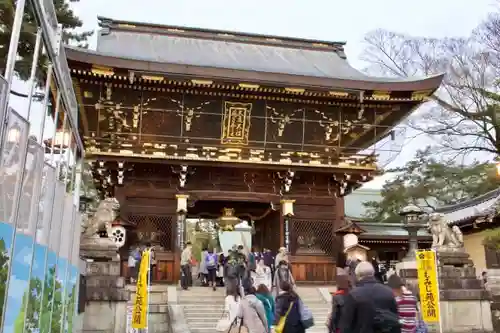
[216,283,244,333]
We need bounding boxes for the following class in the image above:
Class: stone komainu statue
[81,197,126,248]
[428,212,464,249]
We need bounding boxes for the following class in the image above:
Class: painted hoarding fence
[2,138,43,333]
[0,109,30,332]
[0,107,83,333]
[0,0,86,329]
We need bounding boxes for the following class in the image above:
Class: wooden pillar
[335,197,345,228]
[279,215,284,248]
[333,196,345,264]
[174,194,189,283]
[281,199,295,253]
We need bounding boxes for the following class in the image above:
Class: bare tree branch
[362,15,500,159]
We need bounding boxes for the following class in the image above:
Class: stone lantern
[399,204,425,261]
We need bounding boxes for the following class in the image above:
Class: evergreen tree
[0,0,92,83]
[363,147,500,222]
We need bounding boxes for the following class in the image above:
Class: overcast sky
[11,0,496,188]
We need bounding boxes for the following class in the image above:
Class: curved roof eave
[65,46,444,92]
[437,187,500,213]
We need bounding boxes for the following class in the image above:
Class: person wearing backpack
[206,248,219,291]
[273,260,295,298]
[248,250,257,272]
[256,284,275,332]
[338,261,401,333]
[238,279,268,333]
[133,246,142,278]
[326,275,351,333]
[128,247,140,283]
[274,281,304,333]
[387,275,421,333]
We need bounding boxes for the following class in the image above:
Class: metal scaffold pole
[0,0,27,151]
[26,28,43,122]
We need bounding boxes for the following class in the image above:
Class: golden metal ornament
[217,208,241,231]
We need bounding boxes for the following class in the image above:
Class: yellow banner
[132,249,150,329]
[415,250,440,323]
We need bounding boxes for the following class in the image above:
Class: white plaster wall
[463,231,488,275]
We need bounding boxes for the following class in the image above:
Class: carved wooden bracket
[94,160,113,198]
[117,161,125,185]
[277,169,295,195]
[329,172,373,197]
[171,165,195,189]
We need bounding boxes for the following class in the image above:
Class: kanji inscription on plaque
[221,101,252,145]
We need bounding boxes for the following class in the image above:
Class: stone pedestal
[82,260,130,333]
[438,264,492,332]
[81,239,130,333]
[80,236,121,261]
[436,250,473,267]
[398,252,493,332]
[85,260,129,301]
[126,284,171,333]
[80,236,126,301]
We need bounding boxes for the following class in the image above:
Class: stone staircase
[296,286,330,333]
[180,287,227,333]
[178,286,332,333]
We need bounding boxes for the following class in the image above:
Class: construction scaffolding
[0,1,85,333]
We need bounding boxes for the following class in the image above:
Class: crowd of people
[180,242,313,333]
[127,242,156,283]
[330,260,428,333]
[132,241,429,333]
[180,243,294,293]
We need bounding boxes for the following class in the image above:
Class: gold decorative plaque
[221,101,252,145]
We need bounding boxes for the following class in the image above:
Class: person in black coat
[338,261,401,333]
[274,281,305,333]
[327,274,351,333]
[371,257,383,283]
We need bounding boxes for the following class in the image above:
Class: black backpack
[226,263,239,277]
[373,308,401,333]
[329,294,345,332]
[350,288,401,333]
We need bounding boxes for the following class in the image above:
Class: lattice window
[127,214,175,252]
[290,219,336,256]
